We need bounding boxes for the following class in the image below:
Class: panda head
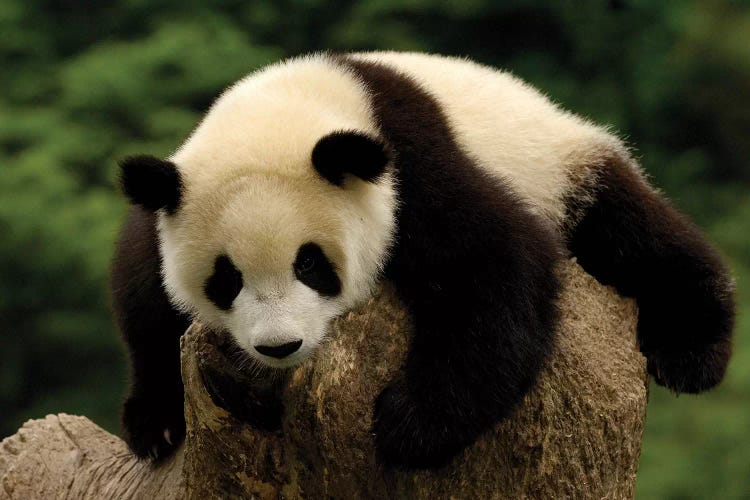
[118,37,407,363]
[119,127,393,368]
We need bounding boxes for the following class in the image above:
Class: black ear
[312,131,389,186]
[119,155,182,214]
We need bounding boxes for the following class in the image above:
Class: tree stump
[0,260,647,499]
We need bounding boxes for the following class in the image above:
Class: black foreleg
[111,207,191,460]
[375,180,561,469]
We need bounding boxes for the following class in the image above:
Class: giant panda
[112,52,735,468]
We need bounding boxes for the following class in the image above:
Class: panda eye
[295,251,317,275]
[204,254,243,310]
[293,243,341,297]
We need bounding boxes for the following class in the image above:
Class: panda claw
[121,393,186,462]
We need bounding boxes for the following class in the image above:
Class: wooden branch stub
[0,414,184,499]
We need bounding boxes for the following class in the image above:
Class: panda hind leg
[568,157,735,393]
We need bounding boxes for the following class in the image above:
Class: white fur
[156,52,630,368]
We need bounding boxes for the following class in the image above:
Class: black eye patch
[293,243,341,297]
[204,254,243,310]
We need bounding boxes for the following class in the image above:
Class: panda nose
[254,339,303,359]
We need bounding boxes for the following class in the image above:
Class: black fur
[111,207,191,460]
[204,255,244,310]
[119,155,182,214]
[340,57,562,469]
[312,130,389,186]
[293,242,342,297]
[568,158,735,393]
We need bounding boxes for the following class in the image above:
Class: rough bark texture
[0,414,185,499]
[0,260,648,499]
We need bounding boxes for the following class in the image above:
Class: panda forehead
[173,173,346,273]
[170,58,380,181]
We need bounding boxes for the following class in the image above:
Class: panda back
[348,51,626,226]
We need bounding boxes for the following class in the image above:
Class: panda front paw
[372,380,468,470]
[121,393,185,462]
[644,338,732,394]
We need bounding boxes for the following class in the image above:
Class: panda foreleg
[111,207,191,461]
[374,188,561,469]
[568,157,735,394]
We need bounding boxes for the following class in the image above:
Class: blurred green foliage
[0,0,747,497]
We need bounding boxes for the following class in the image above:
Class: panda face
[156,173,353,368]
[154,157,400,369]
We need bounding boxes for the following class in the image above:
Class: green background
[1,1,748,497]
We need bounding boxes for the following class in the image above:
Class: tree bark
[0,260,647,499]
